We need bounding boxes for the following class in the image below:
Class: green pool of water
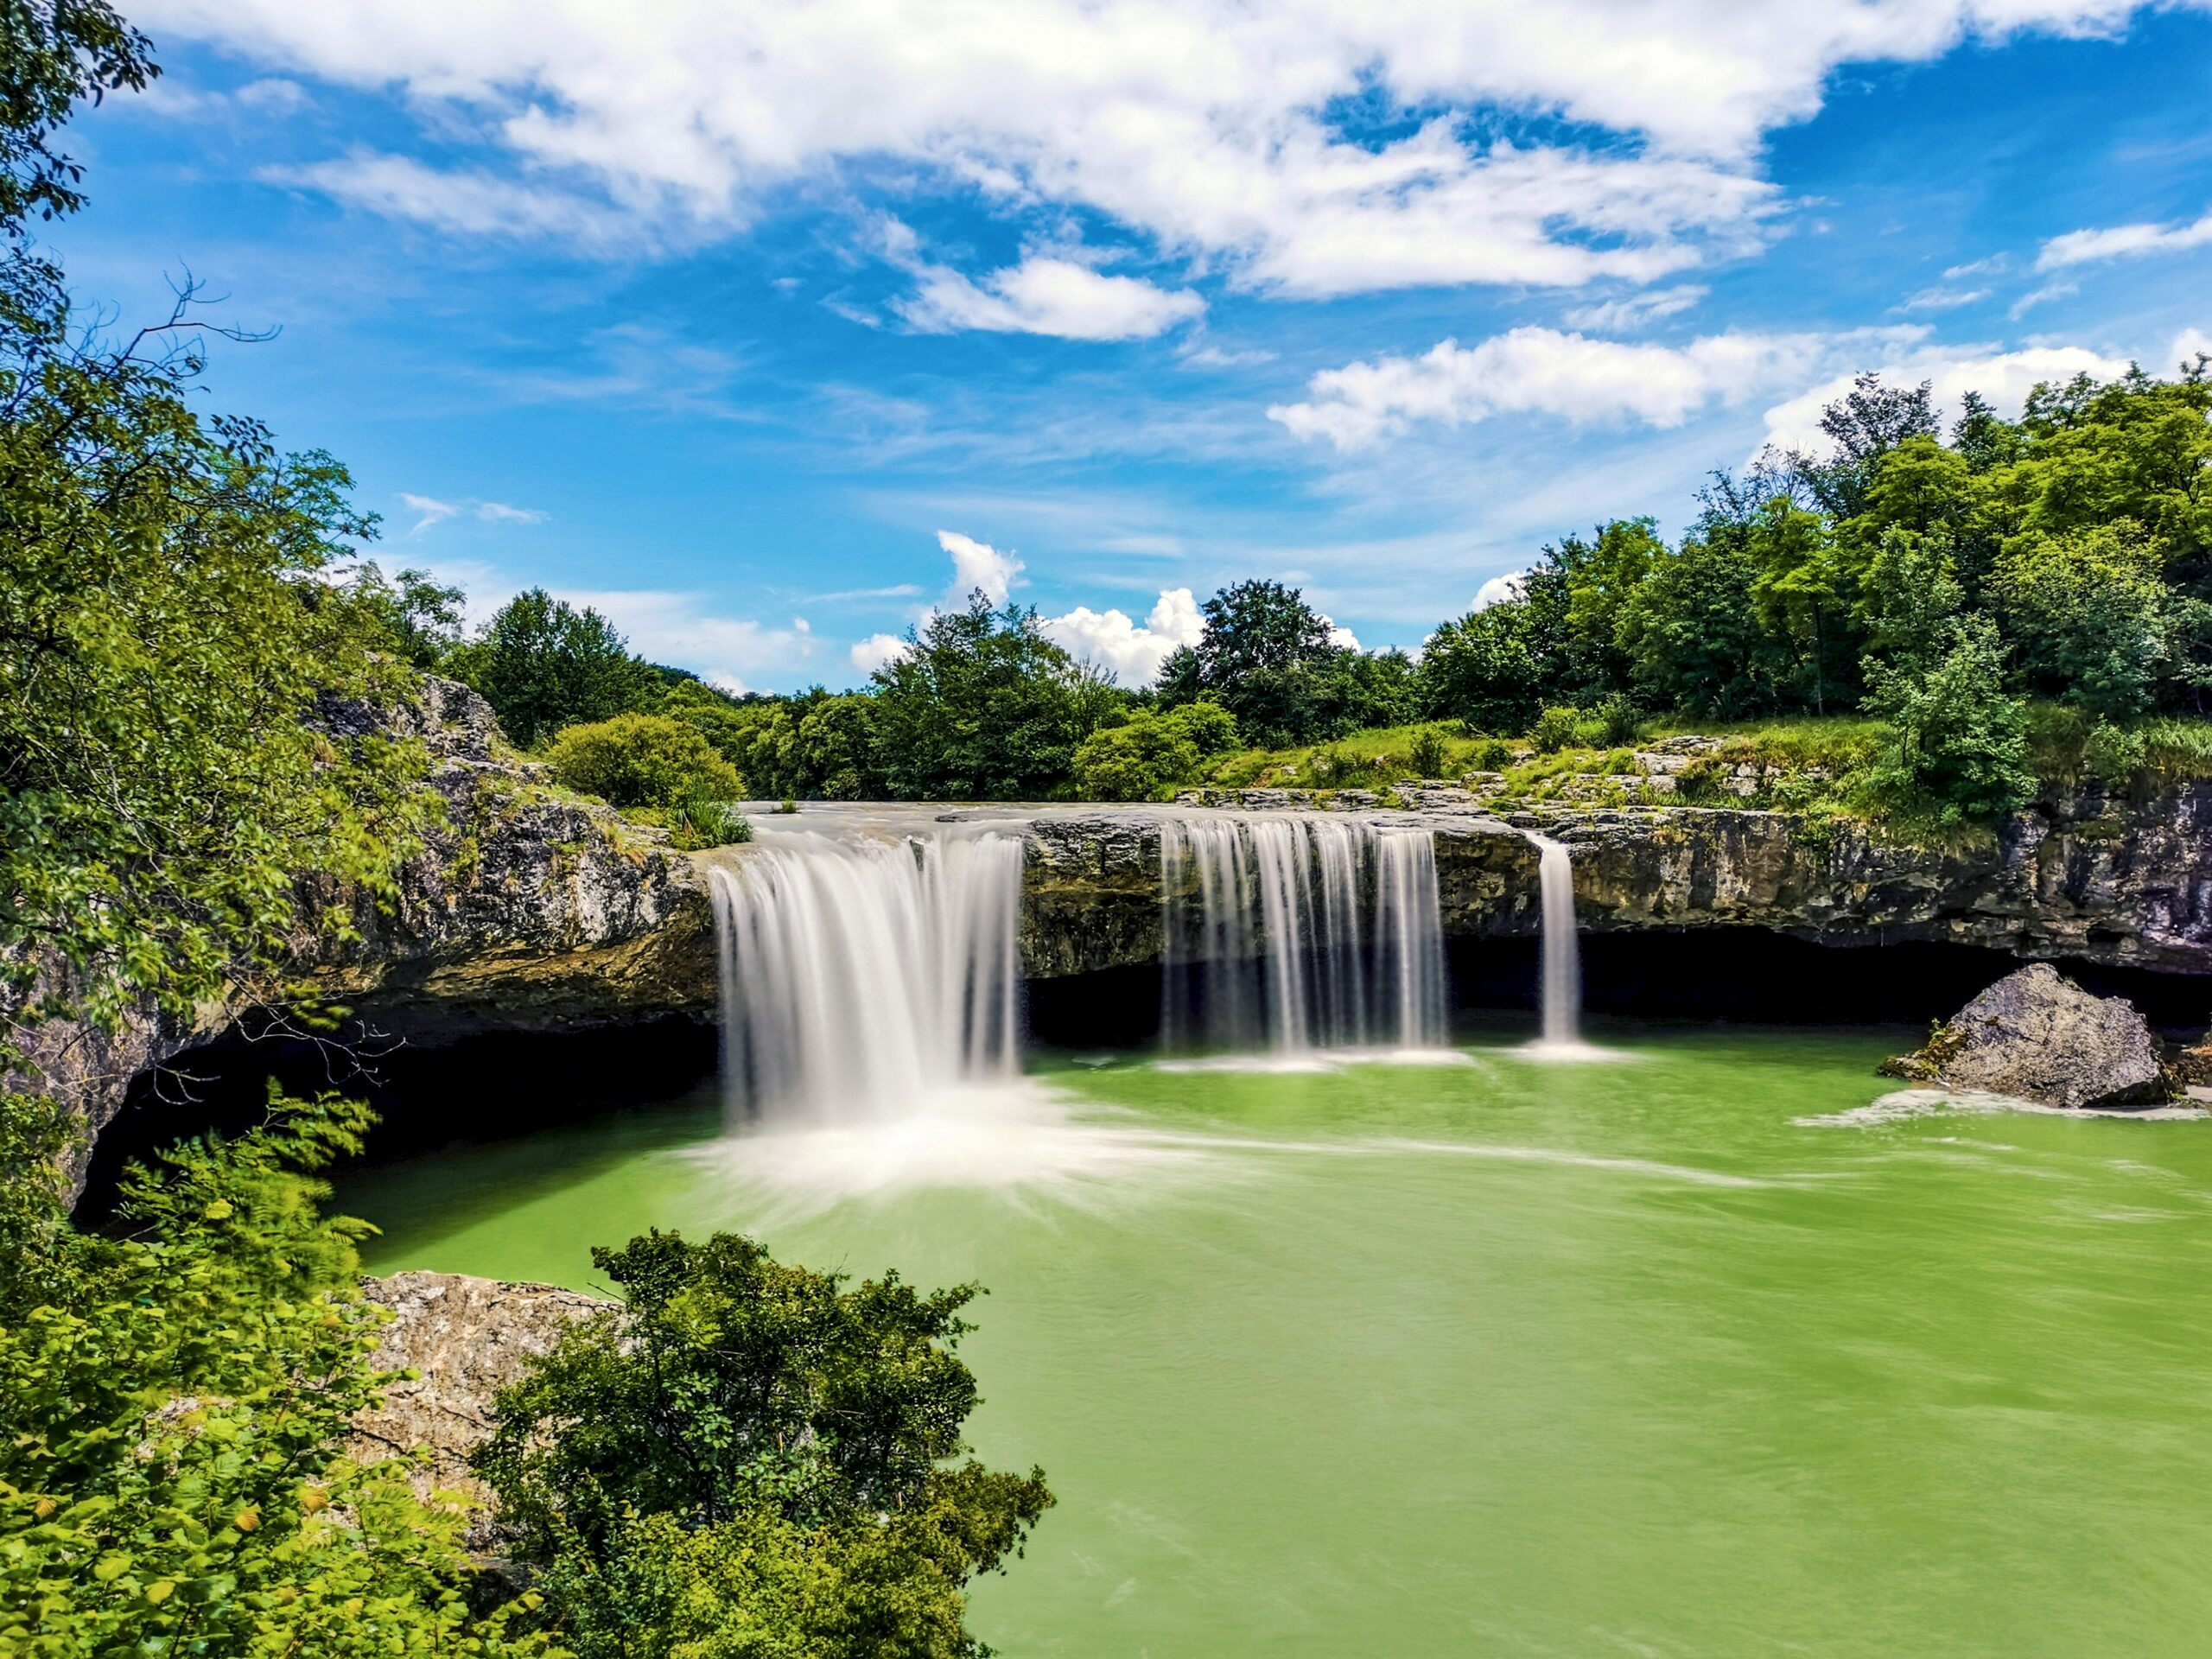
[337,1027,2212,1656]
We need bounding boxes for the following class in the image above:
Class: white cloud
[1472,570,1528,611]
[1180,344,1278,368]
[1562,284,1707,331]
[2008,281,2077,318]
[2171,327,2212,369]
[137,0,2200,300]
[262,151,636,244]
[1269,325,1917,452]
[1038,588,1201,685]
[2038,208,2212,269]
[898,254,1204,340]
[938,529,1022,605]
[1321,616,1360,651]
[1897,285,1988,312]
[399,492,458,535]
[399,492,549,535]
[1755,343,2136,457]
[850,632,909,675]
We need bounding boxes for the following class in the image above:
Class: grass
[1202,721,1513,790]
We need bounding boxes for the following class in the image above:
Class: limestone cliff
[27,676,715,1187]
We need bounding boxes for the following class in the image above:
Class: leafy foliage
[1072,702,1238,800]
[0,1092,553,1656]
[1861,615,2034,824]
[447,588,660,747]
[474,1230,1052,1659]
[544,711,744,808]
[870,592,1113,799]
[1160,579,1397,747]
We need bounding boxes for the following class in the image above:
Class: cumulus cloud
[1472,571,1528,611]
[137,0,2196,299]
[1268,325,1915,452]
[850,632,909,675]
[2038,208,2212,270]
[1039,588,1202,685]
[938,530,1022,605]
[898,254,1204,340]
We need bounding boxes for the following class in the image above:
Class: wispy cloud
[398,492,549,536]
[2038,207,2212,269]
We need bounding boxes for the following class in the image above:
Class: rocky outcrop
[29,676,715,1189]
[1017,783,2212,980]
[354,1270,610,1543]
[1879,963,2172,1110]
[303,677,715,1035]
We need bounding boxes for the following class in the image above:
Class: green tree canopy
[870,592,1109,798]
[448,588,659,747]
[474,1229,1052,1659]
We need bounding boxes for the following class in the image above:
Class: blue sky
[54,1,2212,689]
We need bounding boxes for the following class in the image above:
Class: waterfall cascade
[1530,833,1586,1052]
[708,825,1024,1125]
[1160,815,1451,1056]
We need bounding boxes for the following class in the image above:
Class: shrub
[1593,691,1641,747]
[1071,703,1241,801]
[545,712,744,808]
[1528,706,1582,754]
[667,796,753,850]
[1407,724,1451,778]
[2082,721,2147,794]
[1467,737,1515,773]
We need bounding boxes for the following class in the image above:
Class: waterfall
[1160,815,1451,1056]
[708,826,1024,1125]
[1530,833,1583,1049]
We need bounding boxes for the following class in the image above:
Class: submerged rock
[1880,963,2171,1111]
[353,1270,610,1544]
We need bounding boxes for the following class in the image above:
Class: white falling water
[709,827,1023,1125]
[1529,832,1601,1058]
[1160,815,1452,1057]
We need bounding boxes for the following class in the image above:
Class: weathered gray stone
[353,1270,611,1544]
[1882,963,2171,1110]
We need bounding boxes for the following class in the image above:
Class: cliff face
[1018,785,2212,979]
[28,677,715,1186]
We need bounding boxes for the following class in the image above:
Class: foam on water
[1799,1086,2210,1127]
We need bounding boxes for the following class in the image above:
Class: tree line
[426,354,2212,823]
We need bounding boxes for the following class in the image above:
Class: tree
[1541,518,1663,702]
[1615,531,1777,721]
[1163,580,1370,747]
[544,711,744,807]
[1419,601,1547,734]
[1987,522,2172,721]
[1747,500,1859,714]
[1862,614,2033,824]
[870,592,1105,798]
[1786,372,1937,518]
[350,560,467,667]
[474,1229,1053,1659]
[1857,527,1966,681]
[448,588,658,746]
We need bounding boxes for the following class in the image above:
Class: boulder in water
[1880,963,2171,1111]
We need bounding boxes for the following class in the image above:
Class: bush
[1467,737,1515,772]
[1528,706,1582,754]
[1071,703,1240,801]
[545,712,744,808]
[1407,725,1451,778]
[667,796,753,850]
[2082,721,2148,794]
[1593,692,1641,747]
